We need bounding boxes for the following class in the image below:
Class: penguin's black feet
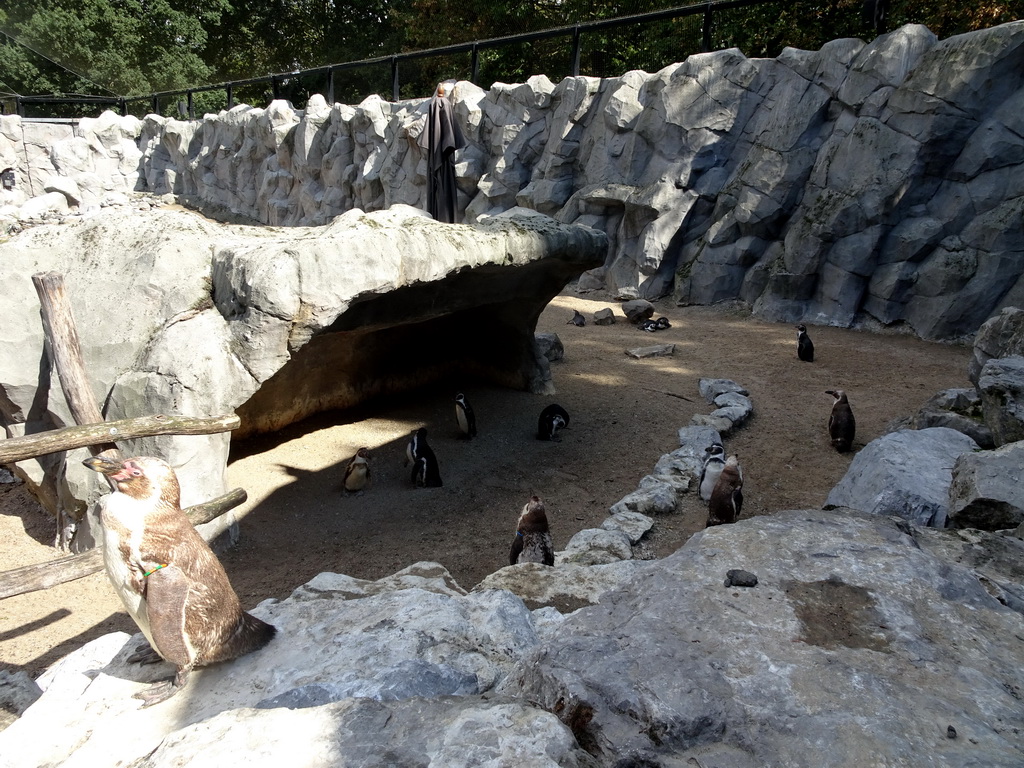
[134,668,189,707]
[127,641,164,665]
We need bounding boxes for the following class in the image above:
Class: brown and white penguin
[825,389,856,452]
[83,455,276,706]
[509,495,554,566]
[707,455,743,527]
[343,447,371,493]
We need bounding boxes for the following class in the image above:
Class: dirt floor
[0,292,973,680]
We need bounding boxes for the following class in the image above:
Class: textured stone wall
[3,21,1023,339]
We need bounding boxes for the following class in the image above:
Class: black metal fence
[2,0,898,119]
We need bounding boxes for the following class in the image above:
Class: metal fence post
[327,66,335,105]
[471,43,480,84]
[702,2,713,52]
[572,26,582,77]
[391,57,400,101]
[188,91,194,119]
[152,95,159,115]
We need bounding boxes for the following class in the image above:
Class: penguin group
[792,324,859,452]
[638,317,672,332]
[699,444,743,527]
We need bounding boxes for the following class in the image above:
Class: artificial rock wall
[3,21,1024,340]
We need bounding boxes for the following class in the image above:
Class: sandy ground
[0,292,972,680]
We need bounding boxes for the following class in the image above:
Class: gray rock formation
[948,441,1024,530]
[969,306,1024,383]
[9,510,1024,767]
[5,23,1024,340]
[977,355,1024,446]
[898,387,994,448]
[693,378,753,436]
[497,510,1024,766]
[0,205,604,530]
[824,427,980,527]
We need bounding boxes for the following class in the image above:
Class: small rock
[622,299,655,323]
[625,343,675,359]
[698,378,749,403]
[534,332,564,362]
[724,569,758,588]
[593,307,616,325]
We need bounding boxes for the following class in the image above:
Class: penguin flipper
[733,488,744,519]
[143,564,193,669]
[509,534,523,566]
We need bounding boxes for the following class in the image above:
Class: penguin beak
[83,455,125,476]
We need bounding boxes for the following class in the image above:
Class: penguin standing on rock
[796,324,815,362]
[568,309,586,327]
[407,427,443,487]
[343,447,371,493]
[826,389,856,452]
[82,455,276,706]
[707,455,743,527]
[537,403,570,441]
[698,443,726,504]
[509,495,555,566]
[454,392,477,438]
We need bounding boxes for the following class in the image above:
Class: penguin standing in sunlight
[826,389,856,452]
[509,495,555,566]
[698,443,726,504]
[343,447,371,493]
[407,427,443,487]
[796,324,815,362]
[537,403,570,441]
[707,455,743,527]
[454,392,477,438]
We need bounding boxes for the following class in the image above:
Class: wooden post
[0,488,248,600]
[31,272,119,458]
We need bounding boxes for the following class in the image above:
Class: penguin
[568,309,586,327]
[698,443,726,504]
[826,389,856,452]
[707,454,743,527]
[454,392,477,438]
[509,495,554,566]
[537,403,570,441]
[407,427,443,487]
[796,324,814,362]
[343,447,371,493]
[638,318,659,332]
[82,455,276,707]
[655,316,671,330]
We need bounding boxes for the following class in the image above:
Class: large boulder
[824,428,980,528]
[0,205,605,538]
[497,510,1024,766]
[977,355,1024,446]
[968,306,1024,384]
[948,441,1024,530]
[5,512,1024,767]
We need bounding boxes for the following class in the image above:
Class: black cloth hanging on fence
[418,89,465,224]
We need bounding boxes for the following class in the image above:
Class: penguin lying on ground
[568,309,586,327]
[454,392,477,438]
[698,443,726,504]
[406,427,443,487]
[707,455,743,527]
[537,403,570,441]
[509,495,555,566]
[796,324,814,362]
[343,447,371,493]
[83,455,276,707]
[826,389,856,452]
